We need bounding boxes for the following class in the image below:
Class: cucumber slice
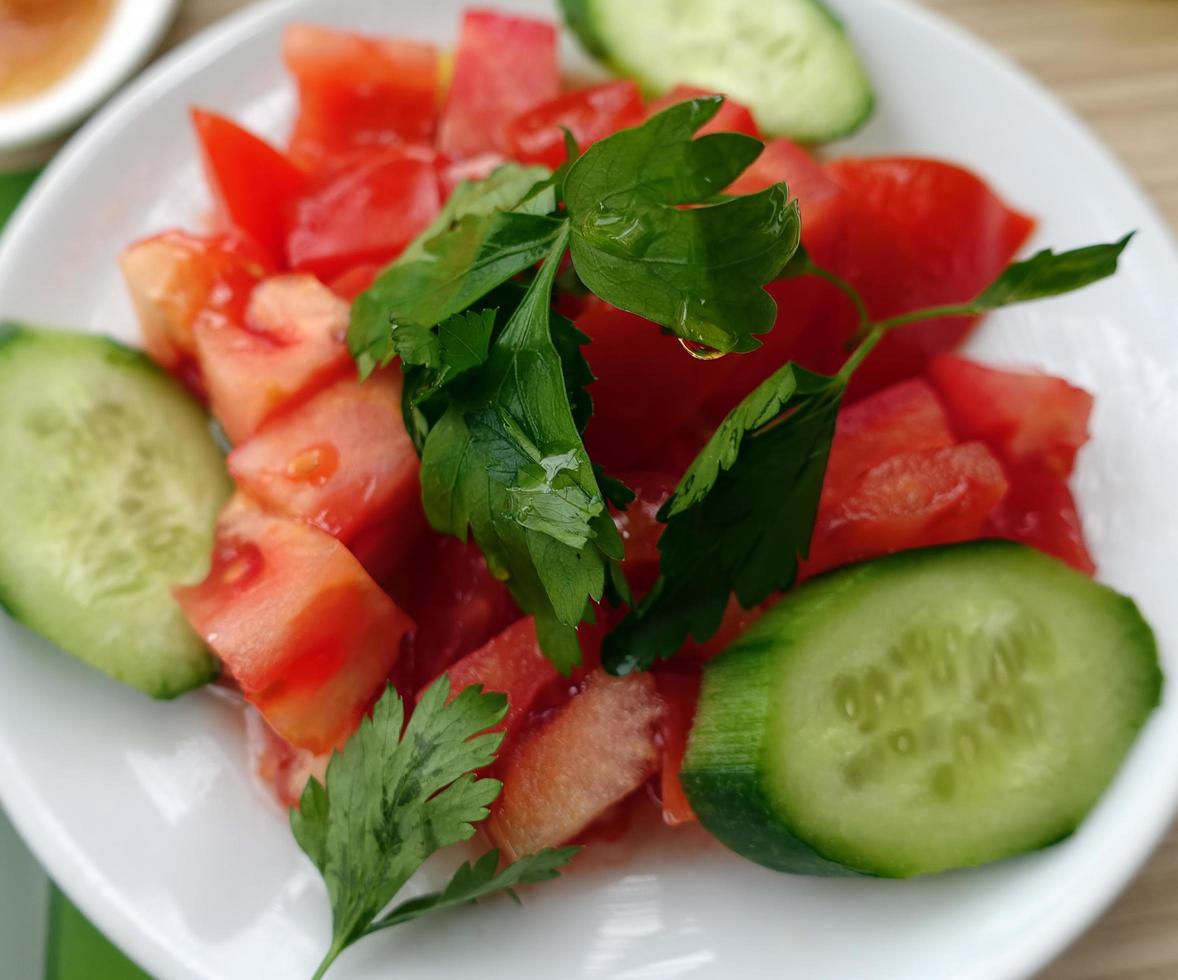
[682,542,1161,877]
[560,0,874,142]
[0,325,231,698]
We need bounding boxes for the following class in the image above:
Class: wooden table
[164,2,1178,977]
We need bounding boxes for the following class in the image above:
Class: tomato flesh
[654,670,700,826]
[228,369,419,543]
[285,147,442,280]
[488,671,664,860]
[283,24,440,170]
[647,85,759,137]
[191,109,307,265]
[195,273,352,444]
[504,81,644,168]
[438,10,559,158]
[986,464,1095,575]
[174,496,413,752]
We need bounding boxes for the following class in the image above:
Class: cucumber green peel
[0,325,231,698]
[682,542,1162,877]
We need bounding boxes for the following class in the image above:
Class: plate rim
[1,1,1176,978]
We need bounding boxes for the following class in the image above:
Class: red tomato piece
[825,158,1036,396]
[174,496,413,752]
[611,470,676,596]
[806,442,1009,576]
[488,671,665,860]
[191,109,307,265]
[384,535,520,693]
[247,709,329,807]
[680,596,769,662]
[285,148,441,280]
[504,81,644,168]
[646,85,759,137]
[822,378,956,506]
[927,354,1093,478]
[424,617,562,737]
[987,465,1096,575]
[119,230,270,375]
[438,10,559,158]
[194,273,352,444]
[438,152,510,197]
[228,369,419,543]
[654,670,700,826]
[283,24,440,171]
[327,263,380,302]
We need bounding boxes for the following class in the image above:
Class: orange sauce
[0,0,114,105]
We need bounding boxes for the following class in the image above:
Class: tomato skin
[654,670,700,826]
[647,85,760,137]
[927,354,1093,478]
[438,10,560,158]
[119,230,270,375]
[191,109,307,265]
[488,671,665,861]
[986,464,1095,575]
[285,148,441,280]
[174,496,413,752]
[283,24,440,171]
[228,369,419,544]
[504,81,644,168]
[825,158,1035,397]
[327,263,380,302]
[425,617,562,737]
[194,273,352,444]
[806,442,1009,575]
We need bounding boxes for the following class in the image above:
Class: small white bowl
[0,0,181,158]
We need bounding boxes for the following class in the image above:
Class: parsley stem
[837,325,884,384]
[311,941,346,980]
[873,302,979,334]
[804,260,872,335]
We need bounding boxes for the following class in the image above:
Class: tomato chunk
[228,369,418,543]
[504,81,644,168]
[285,148,441,280]
[119,230,270,375]
[438,10,559,158]
[807,442,1009,575]
[327,263,380,302]
[191,110,307,265]
[425,617,561,737]
[655,670,700,826]
[175,496,413,752]
[283,24,440,170]
[927,354,1093,478]
[488,671,664,860]
[647,85,759,137]
[194,274,351,443]
[987,464,1095,575]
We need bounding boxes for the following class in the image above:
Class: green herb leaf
[564,98,801,354]
[972,234,1135,310]
[419,229,622,672]
[603,364,844,674]
[372,847,578,932]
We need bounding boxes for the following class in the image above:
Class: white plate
[1,1,1177,978]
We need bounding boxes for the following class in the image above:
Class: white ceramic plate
[1,1,1177,978]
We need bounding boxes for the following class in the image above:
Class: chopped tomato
[927,354,1093,478]
[285,147,441,280]
[228,369,419,544]
[247,709,329,807]
[822,378,956,506]
[806,442,1009,576]
[681,597,768,662]
[384,535,520,693]
[283,24,440,170]
[987,464,1096,575]
[119,230,270,375]
[194,274,352,443]
[504,81,644,168]
[488,671,665,861]
[327,263,380,302]
[438,152,510,196]
[647,85,759,137]
[191,109,307,265]
[825,158,1036,396]
[438,10,559,158]
[654,670,700,826]
[611,470,676,595]
[424,617,562,737]
[174,496,413,752]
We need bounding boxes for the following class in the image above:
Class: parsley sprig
[293,679,577,980]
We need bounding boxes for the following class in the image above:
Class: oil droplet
[285,443,339,486]
[678,337,728,361]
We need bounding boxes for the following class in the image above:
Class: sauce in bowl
[0,0,114,105]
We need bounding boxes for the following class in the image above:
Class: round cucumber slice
[0,325,231,698]
[560,0,874,142]
[681,541,1162,877]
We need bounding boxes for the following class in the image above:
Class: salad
[0,3,1161,978]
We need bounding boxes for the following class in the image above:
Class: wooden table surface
[164,2,1178,978]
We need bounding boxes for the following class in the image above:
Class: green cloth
[1,168,149,980]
